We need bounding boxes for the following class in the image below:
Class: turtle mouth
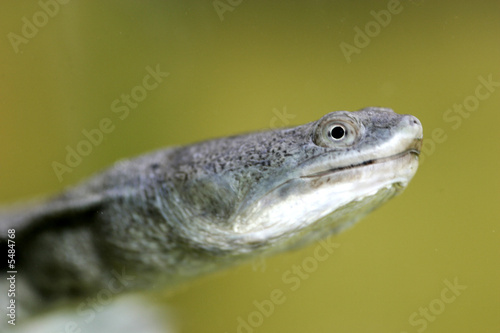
[301,148,420,179]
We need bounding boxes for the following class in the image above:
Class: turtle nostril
[406,115,421,128]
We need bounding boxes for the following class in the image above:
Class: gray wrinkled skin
[0,107,422,315]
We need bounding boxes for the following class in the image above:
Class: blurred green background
[1,1,499,332]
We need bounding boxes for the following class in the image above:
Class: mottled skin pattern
[0,107,422,314]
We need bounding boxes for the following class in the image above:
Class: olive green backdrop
[1,1,499,332]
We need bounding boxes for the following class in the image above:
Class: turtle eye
[329,125,346,140]
[313,114,361,148]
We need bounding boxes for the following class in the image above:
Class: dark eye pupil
[330,125,345,140]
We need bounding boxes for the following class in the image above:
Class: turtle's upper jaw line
[301,148,420,179]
